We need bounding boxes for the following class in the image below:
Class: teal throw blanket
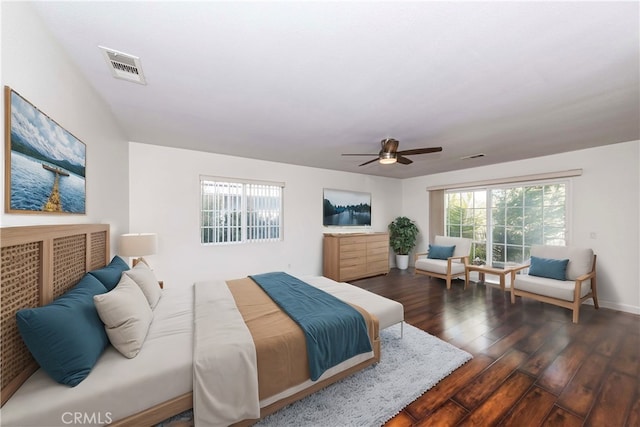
[249,272,372,381]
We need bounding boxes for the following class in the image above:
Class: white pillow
[93,275,153,358]
[124,262,162,309]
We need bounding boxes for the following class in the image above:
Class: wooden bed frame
[0,223,381,426]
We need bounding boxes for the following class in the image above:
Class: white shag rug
[256,323,472,427]
[158,323,472,427]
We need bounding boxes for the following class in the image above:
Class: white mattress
[1,276,404,426]
[300,276,404,330]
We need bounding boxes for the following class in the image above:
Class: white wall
[0,3,129,248]
[128,142,401,286]
[403,140,640,314]
[132,140,639,315]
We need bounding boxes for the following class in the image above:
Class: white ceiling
[32,1,639,179]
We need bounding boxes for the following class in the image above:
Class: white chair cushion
[415,258,466,275]
[530,245,593,280]
[514,274,592,302]
[433,236,471,259]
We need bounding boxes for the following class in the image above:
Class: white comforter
[193,281,260,427]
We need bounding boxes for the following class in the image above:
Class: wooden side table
[465,262,522,291]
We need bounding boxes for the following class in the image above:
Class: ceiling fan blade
[342,153,379,156]
[396,147,443,156]
[359,158,380,167]
[397,155,413,165]
[381,138,399,153]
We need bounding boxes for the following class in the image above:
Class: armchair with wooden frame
[510,244,598,323]
[414,236,472,289]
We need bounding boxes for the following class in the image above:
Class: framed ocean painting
[4,87,86,214]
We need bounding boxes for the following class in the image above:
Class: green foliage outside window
[446,183,566,265]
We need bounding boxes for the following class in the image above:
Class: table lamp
[119,233,158,267]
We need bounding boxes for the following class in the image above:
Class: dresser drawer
[367,251,388,263]
[339,255,366,267]
[340,243,366,255]
[367,245,388,257]
[367,238,388,249]
[340,265,367,281]
[367,260,389,274]
[340,236,368,246]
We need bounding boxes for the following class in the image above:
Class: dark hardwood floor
[350,268,640,427]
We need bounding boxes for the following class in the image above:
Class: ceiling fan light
[379,152,397,165]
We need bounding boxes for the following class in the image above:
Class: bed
[0,224,404,426]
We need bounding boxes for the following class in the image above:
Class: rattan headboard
[0,224,110,406]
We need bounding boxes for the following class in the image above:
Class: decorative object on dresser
[118,232,158,266]
[4,86,87,214]
[323,232,389,282]
[388,216,419,270]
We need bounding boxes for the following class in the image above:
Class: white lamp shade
[119,233,158,257]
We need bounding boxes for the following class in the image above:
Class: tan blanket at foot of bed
[226,277,378,400]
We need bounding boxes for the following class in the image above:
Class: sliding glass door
[446,181,567,265]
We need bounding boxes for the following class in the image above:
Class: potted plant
[388,216,419,270]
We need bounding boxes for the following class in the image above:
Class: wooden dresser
[323,232,389,282]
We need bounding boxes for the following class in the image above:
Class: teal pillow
[88,255,129,291]
[16,274,109,386]
[528,256,569,280]
[427,244,456,260]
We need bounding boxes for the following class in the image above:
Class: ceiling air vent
[460,153,485,160]
[98,46,146,85]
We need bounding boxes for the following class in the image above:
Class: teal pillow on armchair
[427,244,456,260]
[528,256,569,281]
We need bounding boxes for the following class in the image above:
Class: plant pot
[396,254,409,270]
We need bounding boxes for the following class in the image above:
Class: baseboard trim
[584,299,640,315]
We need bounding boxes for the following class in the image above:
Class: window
[446,190,487,261]
[200,177,284,244]
[445,181,567,264]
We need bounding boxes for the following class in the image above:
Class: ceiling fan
[342,138,443,166]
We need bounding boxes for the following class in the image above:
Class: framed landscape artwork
[323,188,371,226]
[4,86,86,214]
